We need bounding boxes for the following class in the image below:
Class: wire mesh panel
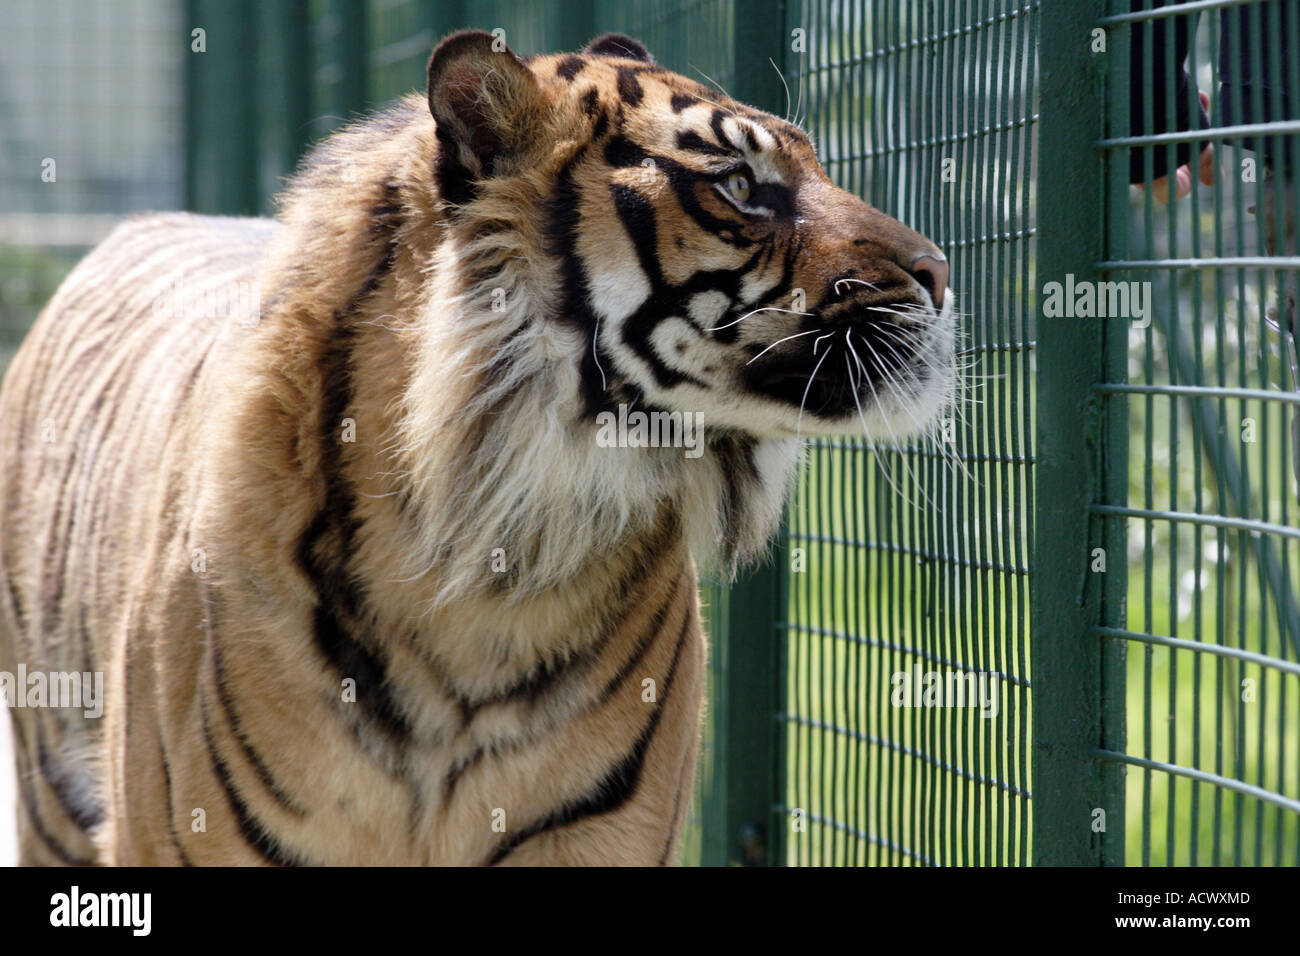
[1093,0,1300,866]
[0,0,184,367]
[778,0,1038,865]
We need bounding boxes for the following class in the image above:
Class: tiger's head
[426,30,955,443]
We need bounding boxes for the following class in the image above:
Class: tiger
[0,30,953,866]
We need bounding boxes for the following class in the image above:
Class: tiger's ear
[427,30,546,190]
[582,34,655,64]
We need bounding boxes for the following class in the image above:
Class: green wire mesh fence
[777,0,1037,866]
[2,0,1291,865]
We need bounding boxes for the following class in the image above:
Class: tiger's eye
[725,172,751,203]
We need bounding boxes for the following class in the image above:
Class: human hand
[1136,90,1215,204]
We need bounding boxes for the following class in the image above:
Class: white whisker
[796,342,833,445]
[844,348,911,503]
[747,327,823,365]
[770,57,792,124]
[834,277,883,296]
[593,316,607,391]
[689,66,740,115]
[852,331,936,508]
[706,305,812,332]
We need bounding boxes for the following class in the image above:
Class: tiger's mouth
[742,298,955,433]
[744,356,862,419]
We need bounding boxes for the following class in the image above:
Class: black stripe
[670,92,698,113]
[442,521,682,801]
[294,230,413,746]
[486,600,693,865]
[434,121,478,207]
[606,183,709,390]
[556,56,586,81]
[456,513,681,721]
[615,66,644,106]
[34,724,103,830]
[200,692,303,866]
[709,109,733,153]
[210,639,308,816]
[611,211,770,380]
[545,140,611,415]
[297,516,413,743]
[675,129,733,158]
[585,35,655,63]
[157,731,195,866]
[9,718,95,865]
[442,741,491,799]
[658,741,694,865]
[604,134,754,242]
[607,180,669,285]
[4,549,25,635]
[22,792,93,865]
[454,650,584,732]
[715,435,759,561]
[596,571,683,703]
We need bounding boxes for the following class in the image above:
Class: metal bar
[1101,1,1132,869]
[1095,626,1300,679]
[785,533,1030,575]
[1090,503,1300,541]
[188,0,260,215]
[555,0,596,51]
[1031,0,1122,867]
[1094,750,1300,815]
[1100,118,1300,147]
[1094,382,1300,405]
[1097,255,1300,268]
[256,0,312,212]
[184,0,200,212]
[323,0,369,126]
[1098,0,1265,26]
[770,805,936,864]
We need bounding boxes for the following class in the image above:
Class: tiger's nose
[907,253,949,309]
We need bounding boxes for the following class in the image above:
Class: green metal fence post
[556,0,596,52]
[701,0,790,868]
[1032,0,1128,866]
[424,0,463,36]
[184,0,198,212]
[316,0,369,136]
[256,0,312,213]
[186,0,259,214]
